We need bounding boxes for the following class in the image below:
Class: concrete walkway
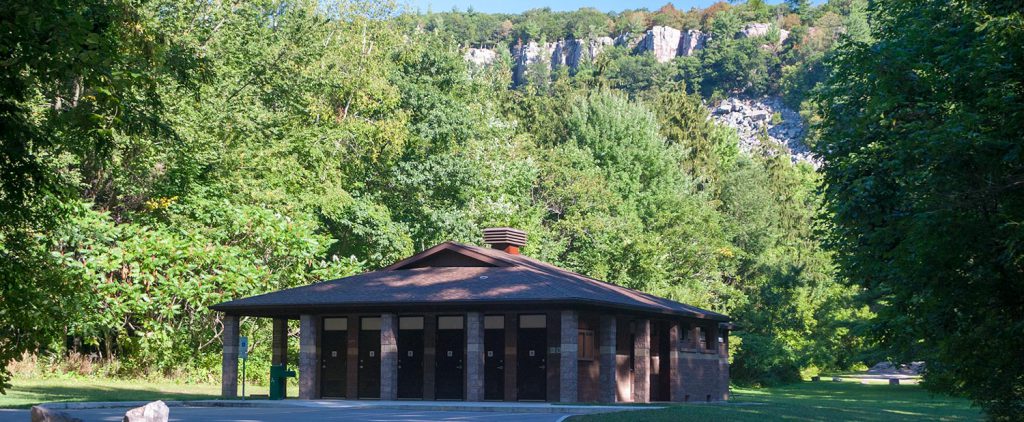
[40,399,661,413]
[2,400,662,422]
[2,406,576,422]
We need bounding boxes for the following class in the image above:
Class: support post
[221,315,239,398]
[559,310,579,403]
[598,315,617,403]
[346,315,359,399]
[504,312,517,402]
[380,313,398,400]
[423,315,437,401]
[299,314,320,399]
[272,318,288,398]
[633,319,650,403]
[669,321,682,402]
[466,312,484,401]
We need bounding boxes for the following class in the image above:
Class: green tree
[0,0,201,391]
[815,0,1024,418]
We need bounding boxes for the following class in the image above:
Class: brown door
[435,316,464,400]
[516,314,547,401]
[321,318,348,397]
[398,317,425,399]
[484,319,505,400]
[358,317,381,398]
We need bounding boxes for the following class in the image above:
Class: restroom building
[211,228,731,403]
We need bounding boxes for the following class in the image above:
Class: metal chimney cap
[482,227,527,247]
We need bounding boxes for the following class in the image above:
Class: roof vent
[483,227,527,255]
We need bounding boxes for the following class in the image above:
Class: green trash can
[269,364,296,400]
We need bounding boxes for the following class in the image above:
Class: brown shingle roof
[211,242,729,321]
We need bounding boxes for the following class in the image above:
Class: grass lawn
[572,380,984,421]
[1,376,983,421]
[0,376,296,409]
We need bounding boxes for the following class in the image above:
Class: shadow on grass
[573,381,982,422]
[0,380,220,409]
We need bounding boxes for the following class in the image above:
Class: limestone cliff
[470,23,789,88]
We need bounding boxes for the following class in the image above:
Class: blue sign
[239,336,248,359]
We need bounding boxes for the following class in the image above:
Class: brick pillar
[299,314,320,399]
[504,312,517,401]
[598,315,617,403]
[669,321,682,402]
[423,315,437,400]
[346,315,359,398]
[632,319,650,403]
[466,312,484,401]
[719,326,730,401]
[272,318,288,397]
[380,313,398,400]
[221,315,239,398]
[547,311,561,402]
[559,310,578,403]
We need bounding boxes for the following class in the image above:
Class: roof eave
[210,297,730,321]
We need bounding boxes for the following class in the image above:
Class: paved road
[0,406,574,422]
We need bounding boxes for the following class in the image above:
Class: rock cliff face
[637,26,710,63]
[639,26,683,63]
[511,41,552,85]
[551,37,614,69]
[710,97,818,166]
[509,37,617,85]
[739,23,789,45]
[464,48,497,66]
[679,29,709,56]
[473,23,787,87]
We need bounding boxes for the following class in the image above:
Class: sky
[404,0,785,14]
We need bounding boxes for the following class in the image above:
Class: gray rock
[463,48,496,66]
[614,32,641,49]
[739,23,771,38]
[708,96,819,167]
[639,26,682,63]
[679,29,709,56]
[869,361,896,373]
[739,23,789,48]
[511,41,551,85]
[123,400,169,422]
[513,36,616,85]
[31,407,83,422]
[588,37,614,61]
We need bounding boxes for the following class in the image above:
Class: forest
[1,0,1020,419]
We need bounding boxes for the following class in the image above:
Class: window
[399,316,423,330]
[697,326,715,351]
[519,314,546,328]
[578,329,596,361]
[361,317,381,331]
[484,315,504,330]
[324,317,347,331]
[679,324,690,349]
[438,315,463,330]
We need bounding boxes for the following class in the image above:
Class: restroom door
[516,314,547,401]
[434,316,465,400]
[484,315,505,400]
[320,318,348,398]
[398,316,425,399]
[358,317,381,398]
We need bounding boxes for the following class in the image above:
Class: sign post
[239,336,248,400]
